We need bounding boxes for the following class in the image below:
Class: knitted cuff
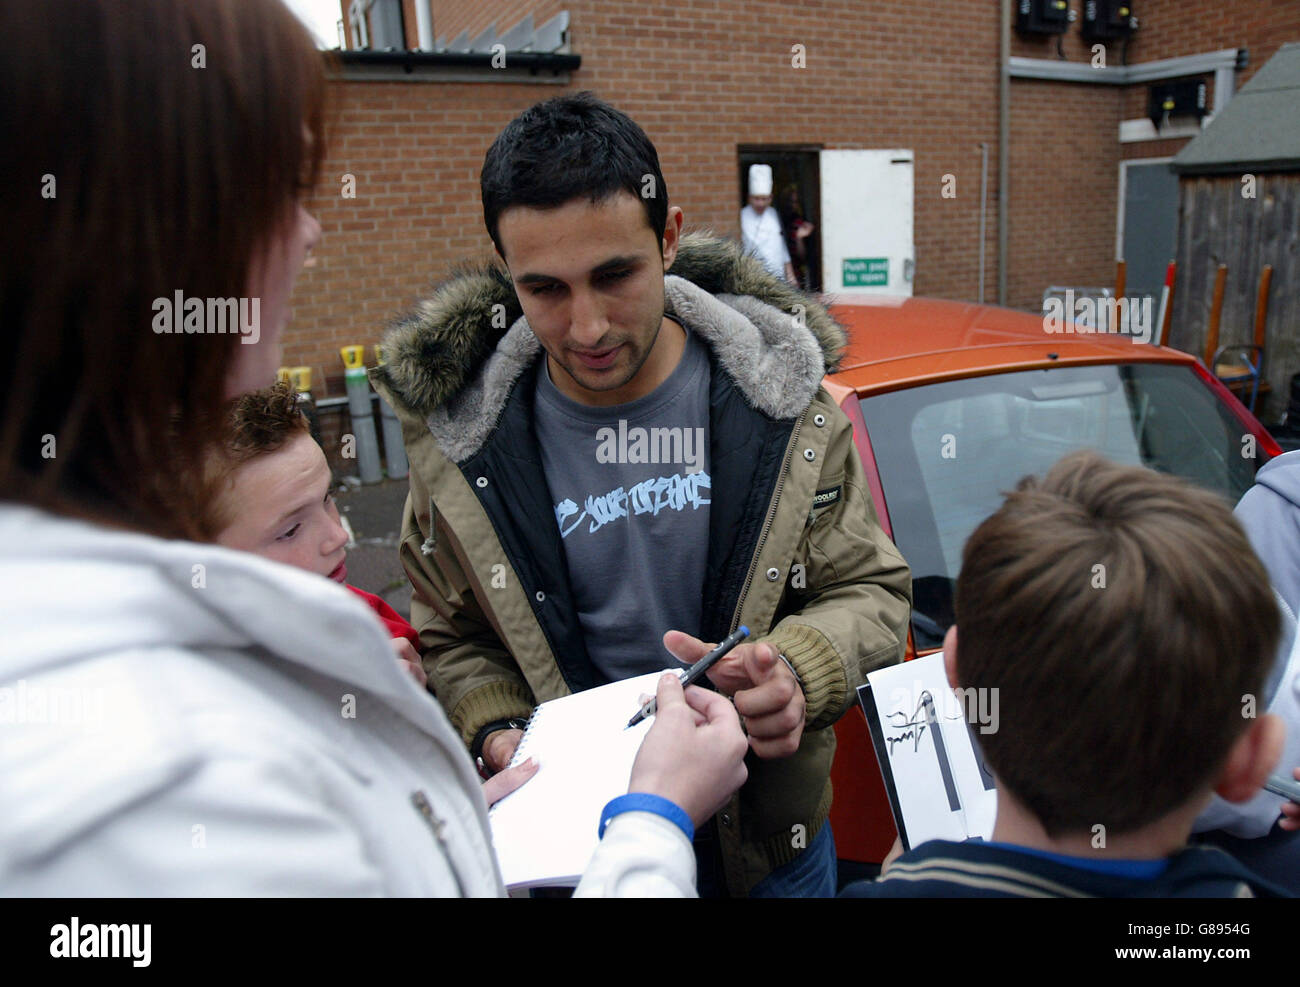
[451,678,536,749]
[758,623,845,729]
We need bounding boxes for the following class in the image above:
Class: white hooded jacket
[0,506,693,896]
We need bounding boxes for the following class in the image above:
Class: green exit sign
[843,257,889,287]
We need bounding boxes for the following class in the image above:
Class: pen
[625,626,750,729]
[1265,772,1300,804]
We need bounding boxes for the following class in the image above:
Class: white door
[819,149,914,298]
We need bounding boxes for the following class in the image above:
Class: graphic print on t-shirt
[533,325,712,680]
[555,470,711,538]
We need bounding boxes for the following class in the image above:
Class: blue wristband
[598,793,694,843]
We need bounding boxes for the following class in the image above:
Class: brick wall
[289,81,551,392]
[570,0,1005,306]
[286,0,1300,401]
[1120,0,1300,129]
[1129,0,1300,81]
[402,0,419,48]
[1008,79,1122,306]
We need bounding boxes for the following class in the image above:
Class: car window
[859,363,1262,650]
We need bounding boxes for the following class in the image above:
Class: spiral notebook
[488,669,670,890]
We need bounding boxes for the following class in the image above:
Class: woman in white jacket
[0,0,747,897]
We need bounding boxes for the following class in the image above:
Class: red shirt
[346,584,419,648]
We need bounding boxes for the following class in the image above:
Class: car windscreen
[858,362,1263,650]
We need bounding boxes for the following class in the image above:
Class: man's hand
[389,638,428,688]
[482,757,539,807]
[482,728,524,775]
[664,630,806,759]
[629,672,748,827]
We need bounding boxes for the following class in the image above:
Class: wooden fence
[1168,172,1299,420]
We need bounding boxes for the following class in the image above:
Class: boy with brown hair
[202,381,427,684]
[843,450,1291,897]
[203,382,544,805]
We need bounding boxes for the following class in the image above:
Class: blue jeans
[749,820,837,898]
[693,819,838,898]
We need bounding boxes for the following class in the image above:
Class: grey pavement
[334,476,413,620]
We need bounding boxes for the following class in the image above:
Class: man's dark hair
[480,92,668,258]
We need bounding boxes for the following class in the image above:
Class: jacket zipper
[411,789,468,897]
[729,407,808,634]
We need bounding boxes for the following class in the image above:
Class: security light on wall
[1081,0,1138,42]
[1147,79,1208,130]
[1015,0,1073,36]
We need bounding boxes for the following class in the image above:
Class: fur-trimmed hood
[373,233,846,464]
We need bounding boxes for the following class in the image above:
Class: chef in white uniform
[740,163,795,284]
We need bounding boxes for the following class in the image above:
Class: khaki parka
[372,234,912,895]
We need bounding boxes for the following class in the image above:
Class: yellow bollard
[340,345,365,371]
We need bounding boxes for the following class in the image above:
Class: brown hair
[200,381,311,537]
[954,450,1279,837]
[0,0,327,539]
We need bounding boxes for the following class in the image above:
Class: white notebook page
[489,670,671,889]
[863,652,998,848]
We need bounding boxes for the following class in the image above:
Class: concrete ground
[334,475,413,620]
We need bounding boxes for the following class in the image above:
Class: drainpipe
[978,142,989,305]
[998,0,1010,306]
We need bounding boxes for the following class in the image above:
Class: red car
[822,296,1280,866]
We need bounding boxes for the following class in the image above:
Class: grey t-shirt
[534,327,712,682]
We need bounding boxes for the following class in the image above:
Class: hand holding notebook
[489,669,749,890]
[622,669,750,825]
[488,671,670,890]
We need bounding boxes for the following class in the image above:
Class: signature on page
[884,696,964,757]
[884,699,929,755]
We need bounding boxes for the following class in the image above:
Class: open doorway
[738,145,823,292]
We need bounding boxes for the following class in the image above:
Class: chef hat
[748,163,773,197]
